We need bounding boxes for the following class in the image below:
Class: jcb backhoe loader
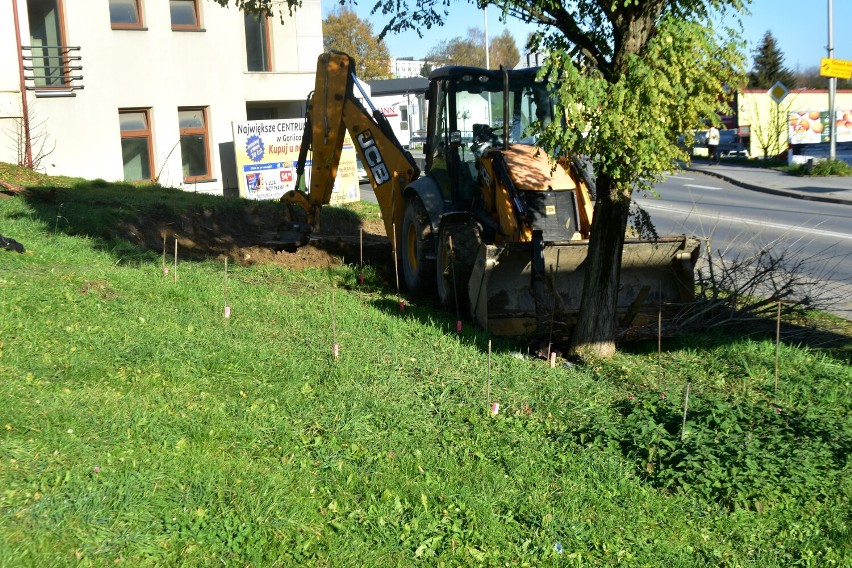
[281,52,700,335]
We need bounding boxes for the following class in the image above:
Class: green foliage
[790,158,852,177]
[537,10,747,195]
[323,6,391,80]
[603,390,851,511]
[426,27,520,69]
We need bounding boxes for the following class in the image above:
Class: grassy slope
[1,167,850,566]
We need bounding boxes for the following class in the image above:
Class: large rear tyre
[400,197,435,294]
[436,216,482,315]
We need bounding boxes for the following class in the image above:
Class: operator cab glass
[424,66,556,204]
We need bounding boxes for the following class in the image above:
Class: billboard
[788,110,852,144]
[231,119,360,203]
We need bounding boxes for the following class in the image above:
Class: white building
[391,57,427,79]
[1,0,323,195]
[367,77,429,149]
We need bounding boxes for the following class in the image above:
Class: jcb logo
[357,130,390,185]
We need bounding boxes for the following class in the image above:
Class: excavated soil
[119,201,395,273]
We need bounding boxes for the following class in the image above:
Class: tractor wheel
[400,197,435,294]
[436,216,482,315]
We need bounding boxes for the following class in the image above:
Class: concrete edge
[685,166,852,206]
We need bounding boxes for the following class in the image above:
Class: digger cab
[422,66,563,224]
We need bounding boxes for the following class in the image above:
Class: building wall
[737,89,852,159]
[391,58,426,79]
[1,0,322,194]
[368,92,426,148]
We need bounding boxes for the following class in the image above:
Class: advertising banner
[231,119,360,203]
[788,110,852,144]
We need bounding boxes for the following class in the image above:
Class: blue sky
[322,0,851,71]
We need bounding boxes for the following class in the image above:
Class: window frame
[170,0,201,31]
[178,106,212,183]
[118,108,155,182]
[244,12,272,72]
[27,0,72,88]
[109,0,144,30]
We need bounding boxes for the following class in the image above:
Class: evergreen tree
[748,30,796,89]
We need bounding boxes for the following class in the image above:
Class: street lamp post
[829,0,836,160]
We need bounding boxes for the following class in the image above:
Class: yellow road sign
[820,58,852,80]
[768,81,789,104]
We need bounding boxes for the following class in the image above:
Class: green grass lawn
[1,170,850,566]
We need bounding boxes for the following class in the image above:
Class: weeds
[788,159,852,177]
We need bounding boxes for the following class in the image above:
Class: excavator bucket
[468,237,701,336]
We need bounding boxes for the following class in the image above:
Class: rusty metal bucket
[468,237,701,336]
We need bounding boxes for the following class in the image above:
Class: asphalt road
[636,170,852,319]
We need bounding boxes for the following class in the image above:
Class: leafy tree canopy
[322,6,391,80]
[747,30,796,89]
[426,27,520,69]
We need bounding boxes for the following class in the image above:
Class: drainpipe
[12,0,33,168]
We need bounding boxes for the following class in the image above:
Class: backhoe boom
[281,52,420,247]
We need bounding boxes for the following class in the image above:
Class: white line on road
[669,175,695,180]
[640,202,852,241]
[683,184,722,191]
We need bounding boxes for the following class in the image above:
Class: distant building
[735,89,852,161]
[1,0,323,195]
[366,77,429,148]
[391,57,428,79]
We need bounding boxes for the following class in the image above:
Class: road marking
[684,183,722,191]
[640,203,852,240]
[669,175,695,180]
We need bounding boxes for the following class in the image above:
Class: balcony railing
[22,45,83,94]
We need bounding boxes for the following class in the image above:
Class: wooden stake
[486,339,492,410]
[162,235,167,274]
[448,235,461,332]
[223,258,230,318]
[332,288,339,359]
[359,228,364,285]
[392,223,403,311]
[173,239,178,282]
[546,250,561,363]
[681,383,691,441]
[774,301,781,404]
[657,302,663,388]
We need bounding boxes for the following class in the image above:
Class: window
[119,109,154,182]
[244,13,271,72]
[170,0,199,30]
[109,0,142,28]
[178,107,211,181]
[27,0,69,87]
[400,105,409,131]
[246,106,277,121]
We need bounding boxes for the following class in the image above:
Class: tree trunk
[569,174,631,359]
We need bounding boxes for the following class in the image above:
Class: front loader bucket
[468,237,701,336]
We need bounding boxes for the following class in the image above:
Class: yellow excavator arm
[281,52,420,246]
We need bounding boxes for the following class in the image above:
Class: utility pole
[484,7,490,70]
[828,0,836,160]
[484,7,492,126]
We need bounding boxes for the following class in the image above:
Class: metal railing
[22,45,83,92]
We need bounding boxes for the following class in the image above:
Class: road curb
[686,167,852,206]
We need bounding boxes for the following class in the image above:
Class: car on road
[355,158,369,183]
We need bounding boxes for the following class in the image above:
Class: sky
[321,0,852,71]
